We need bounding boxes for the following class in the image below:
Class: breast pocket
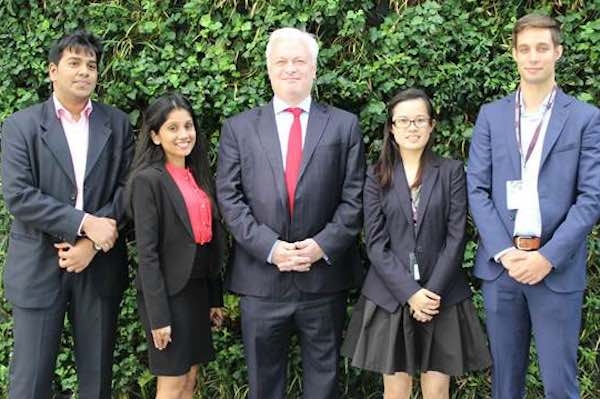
[552,142,578,154]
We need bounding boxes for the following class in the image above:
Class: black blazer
[130,164,224,329]
[216,100,366,297]
[1,97,133,307]
[361,155,472,313]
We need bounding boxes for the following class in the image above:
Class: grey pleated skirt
[342,295,491,376]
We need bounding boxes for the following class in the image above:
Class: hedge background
[1,0,599,398]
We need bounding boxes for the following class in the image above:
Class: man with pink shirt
[1,30,133,398]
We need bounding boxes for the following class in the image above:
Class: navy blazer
[130,164,224,329]
[361,156,472,313]
[216,100,366,297]
[1,97,134,308]
[467,89,600,292]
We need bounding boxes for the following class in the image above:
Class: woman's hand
[210,307,224,328]
[151,325,172,350]
[408,288,441,323]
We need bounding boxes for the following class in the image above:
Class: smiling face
[151,108,196,168]
[390,98,435,155]
[267,37,316,105]
[512,27,562,87]
[49,47,98,105]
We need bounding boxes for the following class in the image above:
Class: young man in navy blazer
[1,31,133,398]
[216,28,365,399]
[467,14,600,399]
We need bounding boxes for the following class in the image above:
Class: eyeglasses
[391,117,431,129]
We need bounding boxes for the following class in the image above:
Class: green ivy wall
[0,0,599,398]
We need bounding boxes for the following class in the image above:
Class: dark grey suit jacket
[216,100,366,297]
[361,156,472,313]
[1,97,134,308]
[130,164,224,329]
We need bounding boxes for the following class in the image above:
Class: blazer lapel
[85,103,112,180]
[256,102,289,211]
[157,165,194,239]
[414,156,440,238]
[389,162,415,235]
[39,98,77,186]
[297,102,329,182]
[540,89,570,168]
[503,94,522,177]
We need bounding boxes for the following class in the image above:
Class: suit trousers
[9,267,122,399]
[240,289,346,399]
[482,270,583,399]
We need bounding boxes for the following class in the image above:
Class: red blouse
[165,163,212,244]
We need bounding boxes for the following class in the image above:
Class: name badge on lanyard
[409,252,420,281]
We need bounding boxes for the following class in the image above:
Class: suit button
[509,215,515,221]
[416,246,423,253]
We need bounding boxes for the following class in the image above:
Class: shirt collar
[53,93,93,123]
[518,88,554,117]
[273,95,312,115]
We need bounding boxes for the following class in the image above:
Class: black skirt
[137,277,215,376]
[342,295,491,376]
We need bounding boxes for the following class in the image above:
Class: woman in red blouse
[126,93,224,398]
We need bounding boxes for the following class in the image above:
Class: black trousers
[240,289,347,399]
[9,268,122,399]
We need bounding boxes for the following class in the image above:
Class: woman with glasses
[342,88,490,398]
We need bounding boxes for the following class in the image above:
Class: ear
[511,46,518,62]
[150,130,161,145]
[48,63,58,83]
[430,119,437,129]
[554,44,563,61]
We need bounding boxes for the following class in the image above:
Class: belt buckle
[514,235,537,251]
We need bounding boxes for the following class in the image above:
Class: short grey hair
[265,28,319,64]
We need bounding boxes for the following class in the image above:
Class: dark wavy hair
[373,88,436,189]
[126,93,216,214]
[48,30,103,66]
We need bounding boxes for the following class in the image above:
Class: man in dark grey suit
[217,28,366,399]
[1,31,133,398]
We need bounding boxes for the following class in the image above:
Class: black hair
[374,88,436,189]
[48,30,103,66]
[126,93,216,214]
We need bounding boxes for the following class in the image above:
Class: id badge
[409,252,420,281]
[506,180,523,210]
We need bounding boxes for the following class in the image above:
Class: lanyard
[514,86,556,167]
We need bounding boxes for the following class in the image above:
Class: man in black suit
[216,27,366,399]
[1,31,133,398]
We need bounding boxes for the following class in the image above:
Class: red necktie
[285,107,303,215]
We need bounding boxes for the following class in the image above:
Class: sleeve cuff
[494,247,514,263]
[267,240,281,264]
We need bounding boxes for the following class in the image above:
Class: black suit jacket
[361,155,472,313]
[130,164,224,329]
[1,97,133,308]
[216,100,366,297]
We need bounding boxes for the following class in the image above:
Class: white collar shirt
[272,95,312,170]
[52,94,92,211]
[513,90,554,237]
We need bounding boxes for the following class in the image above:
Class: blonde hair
[266,28,319,64]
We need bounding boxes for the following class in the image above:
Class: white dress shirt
[53,94,92,233]
[513,90,554,237]
[272,95,311,167]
